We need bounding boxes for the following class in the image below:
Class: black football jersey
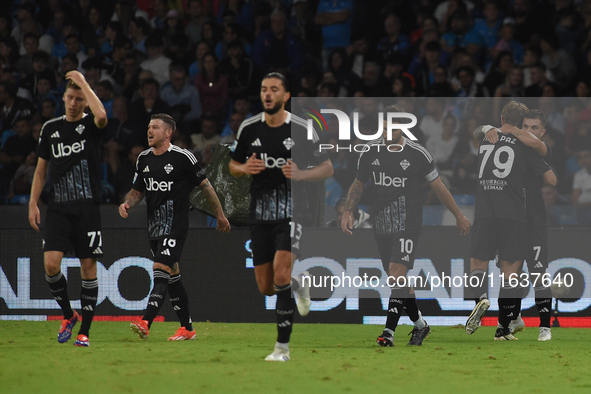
[474,132,551,223]
[230,111,328,225]
[356,138,439,234]
[526,141,552,227]
[132,144,207,240]
[37,114,103,205]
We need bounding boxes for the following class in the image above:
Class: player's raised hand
[65,70,87,87]
[28,204,41,232]
[456,215,471,236]
[244,153,266,175]
[340,210,354,235]
[119,202,130,218]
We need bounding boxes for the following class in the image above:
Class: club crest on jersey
[76,124,85,134]
[283,137,295,150]
[164,163,174,174]
[400,159,410,170]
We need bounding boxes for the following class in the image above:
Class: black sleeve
[355,149,372,183]
[229,125,249,163]
[419,149,439,183]
[131,155,145,192]
[543,141,552,164]
[186,150,207,186]
[36,123,51,161]
[525,145,552,176]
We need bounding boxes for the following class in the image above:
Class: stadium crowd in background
[2,0,591,225]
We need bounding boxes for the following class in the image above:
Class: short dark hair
[262,72,290,92]
[151,113,176,133]
[524,109,547,128]
[140,77,160,90]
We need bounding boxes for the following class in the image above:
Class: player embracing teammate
[466,102,557,340]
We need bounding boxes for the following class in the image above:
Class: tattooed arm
[341,179,365,235]
[119,189,145,218]
[199,178,231,232]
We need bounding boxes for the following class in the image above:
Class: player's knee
[44,260,61,276]
[153,262,172,274]
[258,283,275,296]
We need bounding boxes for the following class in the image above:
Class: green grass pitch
[0,321,589,393]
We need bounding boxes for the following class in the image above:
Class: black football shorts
[43,203,103,259]
[250,221,302,266]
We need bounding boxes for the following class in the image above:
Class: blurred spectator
[55,53,79,95]
[434,0,474,26]
[112,144,145,203]
[0,37,20,69]
[326,47,359,96]
[572,146,591,205]
[409,40,443,97]
[119,53,141,101]
[509,0,542,47]
[216,23,251,61]
[542,185,570,226]
[194,51,228,120]
[128,17,150,55]
[540,33,576,91]
[101,21,124,55]
[455,65,489,97]
[6,150,36,204]
[150,0,170,31]
[0,116,36,197]
[80,5,106,58]
[104,95,145,177]
[189,40,212,79]
[96,80,115,119]
[0,81,34,132]
[483,50,513,96]
[490,18,524,65]
[140,34,171,86]
[15,32,40,77]
[64,33,88,72]
[419,97,446,141]
[220,111,246,145]
[185,0,212,45]
[525,62,549,97]
[161,64,202,128]
[163,9,184,45]
[20,50,57,98]
[522,46,554,87]
[39,97,58,123]
[473,0,502,50]
[315,0,353,69]
[165,33,193,71]
[377,13,411,62]
[191,117,221,163]
[33,76,60,115]
[493,66,524,98]
[323,197,371,228]
[450,116,479,194]
[129,77,170,133]
[426,113,458,171]
[440,10,485,66]
[348,34,372,79]
[219,39,253,98]
[359,60,390,97]
[252,8,304,81]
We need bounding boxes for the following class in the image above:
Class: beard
[263,101,282,115]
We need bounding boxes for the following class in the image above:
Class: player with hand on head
[476,109,555,341]
[342,105,470,347]
[467,102,556,340]
[120,113,230,341]
[28,70,108,347]
[229,72,333,361]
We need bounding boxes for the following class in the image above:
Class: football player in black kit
[466,102,556,340]
[229,72,333,361]
[476,109,554,341]
[119,113,230,341]
[29,71,108,347]
[341,105,471,347]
